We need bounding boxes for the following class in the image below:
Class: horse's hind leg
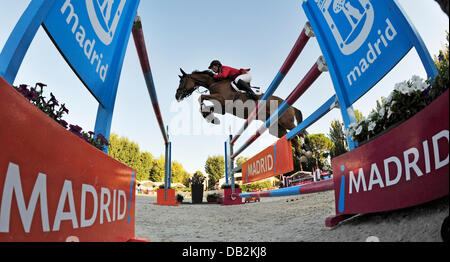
[279,118,303,159]
[269,124,286,139]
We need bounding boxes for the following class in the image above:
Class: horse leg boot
[200,103,220,125]
[236,79,259,100]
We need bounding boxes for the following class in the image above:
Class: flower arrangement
[347,75,432,143]
[347,34,449,144]
[176,194,184,203]
[13,83,109,151]
[206,192,220,202]
[189,172,205,185]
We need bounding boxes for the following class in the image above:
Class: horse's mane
[192,70,215,78]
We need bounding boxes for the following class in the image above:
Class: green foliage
[328,120,349,158]
[108,134,139,166]
[150,155,165,182]
[354,109,364,122]
[241,181,272,192]
[139,152,153,182]
[430,31,449,101]
[308,134,334,155]
[348,75,432,143]
[235,156,249,167]
[13,83,108,151]
[205,156,225,189]
[108,134,150,181]
[298,134,333,171]
[177,187,191,193]
[171,161,191,185]
[107,134,191,183]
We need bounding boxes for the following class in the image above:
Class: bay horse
[175,69,305,157]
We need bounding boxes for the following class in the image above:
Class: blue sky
[0,0,448,174]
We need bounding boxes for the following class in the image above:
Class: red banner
[331,90,449,218]
[242,136,294,184]
[0,77,136,242]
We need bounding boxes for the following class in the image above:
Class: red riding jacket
[213,66,250,81]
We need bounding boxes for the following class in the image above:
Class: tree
[354,109,364,122]
[108,133,150,181]
[171,161,191,185]
[205,156,225,189]
[309,134,334,164]
[107,133,194,184]
[150,155,165,182]
[236,156,249,167]
[138,152,153,181]
[300,134,334,171]
[328,120,349,158]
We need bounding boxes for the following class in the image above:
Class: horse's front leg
[198,95,224,125]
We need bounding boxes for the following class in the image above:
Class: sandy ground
[134,191,448,242]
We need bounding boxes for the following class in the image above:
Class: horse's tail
[294,107,303,127]
[293,107,307,137]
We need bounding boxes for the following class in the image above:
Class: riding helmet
[208,60,222,69]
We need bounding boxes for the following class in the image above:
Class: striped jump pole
[234,179,334,199]
[132,15,172,200]
[286,94,339,140]
[224,141,229,185]
[231,56,328,160]
[132,15,169,145]
[230,22,315,146]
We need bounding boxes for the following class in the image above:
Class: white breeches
[234,72,252,85]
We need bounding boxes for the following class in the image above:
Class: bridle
[178,74,210,98]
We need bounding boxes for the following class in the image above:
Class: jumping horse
[175,69,305,156]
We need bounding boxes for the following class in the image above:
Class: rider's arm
[213,66,231,79]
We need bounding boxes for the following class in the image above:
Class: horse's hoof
[205,114,220,125]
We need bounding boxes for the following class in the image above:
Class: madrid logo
[315,0,374,55]
[86,0,127,46]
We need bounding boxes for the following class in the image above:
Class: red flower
[24,90,36,101]
[97,134,109,146]
[59,120,68,128]
[69,124,83,134]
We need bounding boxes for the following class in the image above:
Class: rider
[208,60,259,100]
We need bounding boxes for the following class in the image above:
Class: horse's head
[175,69,214,102]
[175,68,198,102]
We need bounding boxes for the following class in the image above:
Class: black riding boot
[236,79,259,100]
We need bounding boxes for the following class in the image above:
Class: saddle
[231,82,262,95]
